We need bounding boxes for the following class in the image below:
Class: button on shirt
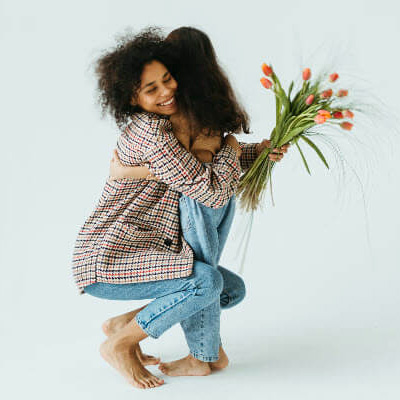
[72,112,258,294]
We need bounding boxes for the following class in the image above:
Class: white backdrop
[1,0,399,399]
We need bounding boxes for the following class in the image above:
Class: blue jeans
[85,193,245,362]
[85,261,224,343]
[178,192,246,361]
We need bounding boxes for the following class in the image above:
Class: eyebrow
[141,71,169,90]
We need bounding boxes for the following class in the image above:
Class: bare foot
[135,344,160,366]
[100,324,164,389]
[158,354,211,377]
[209,346,229,371]
[100,339,164,389]
[102,307,145,336]
[102,306,160,366]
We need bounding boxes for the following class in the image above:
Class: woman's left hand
[256,139,290,162]
[109,149,158,180]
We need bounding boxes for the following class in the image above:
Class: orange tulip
[302,68,311,81]
[333,111,344,119]
[261,63,273,77]
[329,73,339,82]
[343,109,354,118]
[340,122,353,130]
[337,89,348,97]
[320,89,333,99]
[314,114,327,124]
[305,94,314,105]
[260,77,272,89]
[318,109,331,119]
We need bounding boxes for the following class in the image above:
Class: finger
[269,153,283,161]
[113,149,122,163]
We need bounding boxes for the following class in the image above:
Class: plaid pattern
[72,112,259,294]
[239,140,259,172]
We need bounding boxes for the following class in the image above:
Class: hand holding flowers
[237,62,356,211]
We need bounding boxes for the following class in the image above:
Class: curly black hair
[166,27,250,135]
[95,26,250,135]
[95,27,168,129]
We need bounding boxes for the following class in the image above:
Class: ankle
[188,354,213,367]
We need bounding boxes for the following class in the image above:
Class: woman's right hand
[223,134,242,158]
[109,149,158,181]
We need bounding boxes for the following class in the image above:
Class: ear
[130,96,137,107]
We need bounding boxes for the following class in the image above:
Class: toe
[145,378,154,388]
[152,376,164,385]
[140,379,150,389]
[132,380,145,389]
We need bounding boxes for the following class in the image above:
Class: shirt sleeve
[238,142,259,173]
[117,115,241,208]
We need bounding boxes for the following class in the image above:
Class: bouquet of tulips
[237,63,355,211]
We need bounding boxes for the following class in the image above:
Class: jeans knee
[202,266,223,298]
[221,275,246,309]
[235,278,246,304]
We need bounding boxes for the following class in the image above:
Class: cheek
[170,79,178,91]
[136,94,153,111]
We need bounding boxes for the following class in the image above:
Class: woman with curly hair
[72,27,287,389]
[107,26,289,377]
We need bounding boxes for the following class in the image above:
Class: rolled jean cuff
[190,351,219,363]
[135,315,159,339]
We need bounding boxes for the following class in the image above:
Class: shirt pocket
[99,220,171,257]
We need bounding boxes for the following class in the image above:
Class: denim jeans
[84,261,224,341]
[85,182,246,362]
[178,192,245,361]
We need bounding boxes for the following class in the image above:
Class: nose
[160,82,175,98]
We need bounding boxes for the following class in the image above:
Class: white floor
[2,268,399,400]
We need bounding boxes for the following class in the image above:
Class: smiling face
[132,60,178,116]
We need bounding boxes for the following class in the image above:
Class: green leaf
[294,139,311,175]
[279,123,313,145]
[300,135,329,169]
[288,81,294,101]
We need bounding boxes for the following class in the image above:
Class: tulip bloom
[333,111,344,119]
[320,89,333,99]
[329,73,339,82]
[314,114,327,124]
[305,94,314,105]
[260,77,272,89]
[318,109,331,119]
[337,89,348,97]
[340,122,353,130]
[302,68,311,81]
[262,63,273,77]
[343,109,354,118]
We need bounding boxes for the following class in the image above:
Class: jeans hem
[135,316,159,339]
[190,351,219,362]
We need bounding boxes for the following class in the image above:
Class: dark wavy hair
[166,26,250,135]
[95,26,250,134]
[95,27,168,129]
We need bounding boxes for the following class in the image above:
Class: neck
[170,112,191,134]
